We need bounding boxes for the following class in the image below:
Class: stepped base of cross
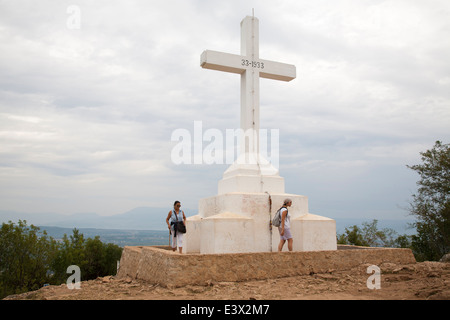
[184,153,337,254]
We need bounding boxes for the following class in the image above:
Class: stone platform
[116,245,416,287]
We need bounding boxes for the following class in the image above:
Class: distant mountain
[0,208,416,235]
[37,226,170,247]
[0,207,180,231]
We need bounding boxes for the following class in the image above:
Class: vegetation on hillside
[0,220,122,299]
[338,141,449,262]
[337,219,411,248]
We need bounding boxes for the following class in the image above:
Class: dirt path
[4,261,449,300]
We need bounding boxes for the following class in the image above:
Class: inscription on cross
[201,16,296,156]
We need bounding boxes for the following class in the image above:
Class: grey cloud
[0,0,449,218]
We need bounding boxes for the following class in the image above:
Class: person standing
[166,200,186,253]
[278,198,293,252]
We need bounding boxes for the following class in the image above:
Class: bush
[337,219,411,248]
[0,220,123,299]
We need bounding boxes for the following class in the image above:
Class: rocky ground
[4,261,449,300]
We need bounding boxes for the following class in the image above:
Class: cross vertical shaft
[240,16,260,155]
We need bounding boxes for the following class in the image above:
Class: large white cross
[200,15,296,156]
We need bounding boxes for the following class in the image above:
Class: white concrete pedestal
[292,214,337,252]
[184,153,337,254]
[185,192,337,254]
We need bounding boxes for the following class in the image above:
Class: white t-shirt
[280,207,290,228]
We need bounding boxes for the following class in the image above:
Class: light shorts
[171,231,184,248]
[278,227,292,241]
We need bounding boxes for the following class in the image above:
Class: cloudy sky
[0,0,449,221]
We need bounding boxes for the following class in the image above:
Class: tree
[1,221,123,299]
[0,220,59,298]
[84,236,122,279]
[50,229,86,283]
[337,219,411,248]
[407,141,450,261]
[337,225,368,246]
[50,228,123,283]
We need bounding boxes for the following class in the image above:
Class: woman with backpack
[278,198,293,252]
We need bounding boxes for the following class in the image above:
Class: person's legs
[287,238,293,251]
[278,239,286,252]
[171,233,177,252]
[283,228,293,252]
[177,233,184,253]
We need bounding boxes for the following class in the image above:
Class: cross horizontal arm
[200,50,245,74]
[259,59,296,82]
[200,50,296,82]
